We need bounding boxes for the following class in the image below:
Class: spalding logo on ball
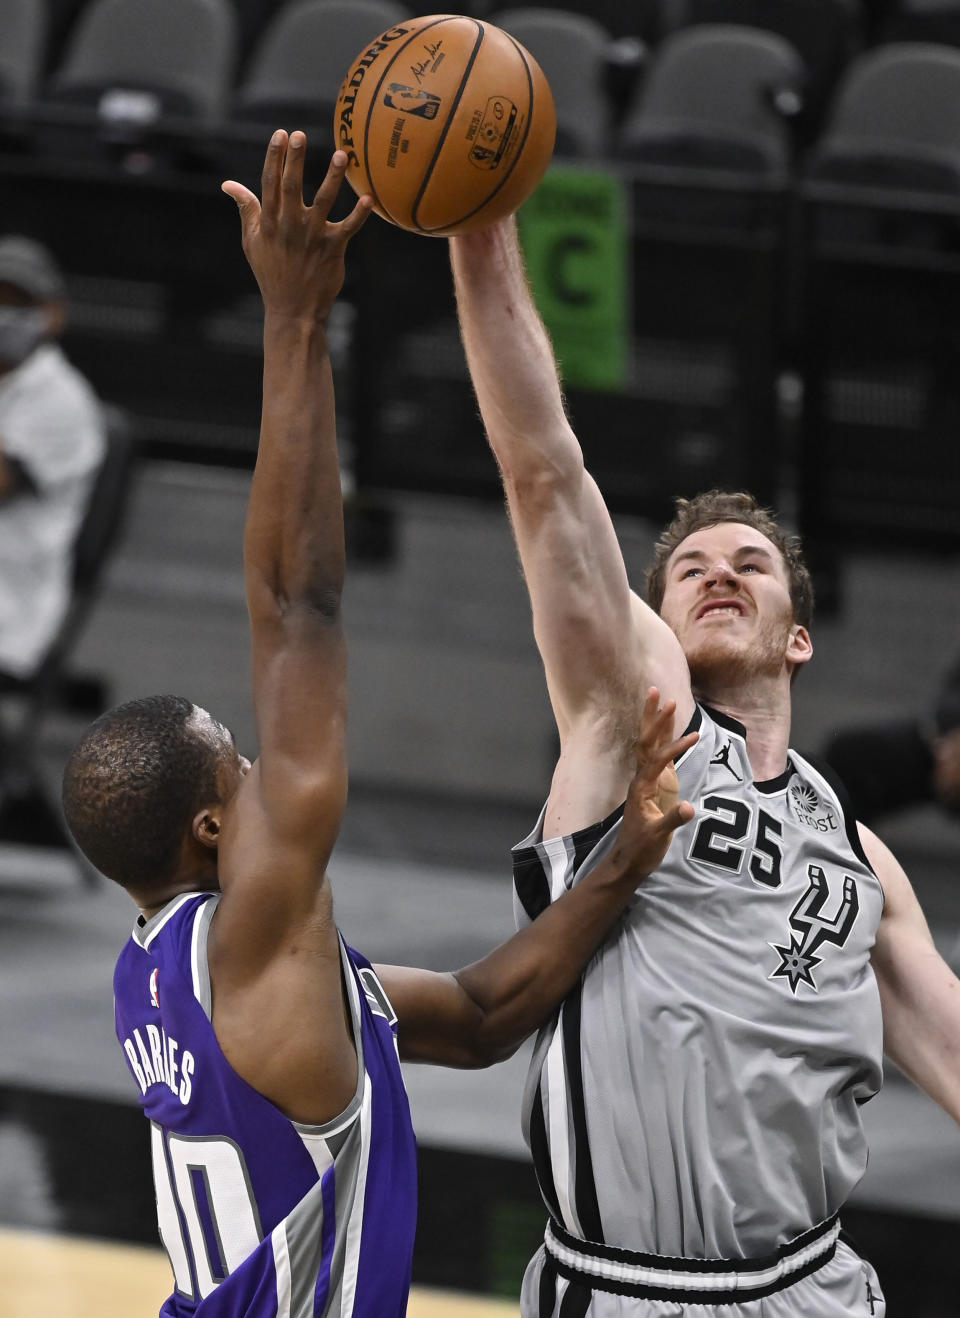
[334,13,556,236]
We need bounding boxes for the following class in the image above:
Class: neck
[131,868,219,921]
[694,673,793,780]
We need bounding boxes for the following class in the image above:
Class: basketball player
[61,136,697,1318]
[448,216,960,1315]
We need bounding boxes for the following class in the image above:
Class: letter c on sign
[546,235,594,308]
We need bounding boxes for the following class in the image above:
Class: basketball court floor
[2,463,960,1314]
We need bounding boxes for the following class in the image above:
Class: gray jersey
[512,704,885,1261]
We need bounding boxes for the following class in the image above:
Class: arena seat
[0,0,49,111]
[47,0,238,119]
[228,0,405,190]
[659,0,862,143]
[615,24,804,180]
[234,0,405,129]
[34,0,238,172]
[806,41,960,194]
[796,42,960,576]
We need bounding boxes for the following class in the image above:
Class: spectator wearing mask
[0,235,105,686]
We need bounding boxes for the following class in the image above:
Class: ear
[192,805,222,852]
[786,623,813,669]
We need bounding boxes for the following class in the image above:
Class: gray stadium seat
[490,7,619,155]
[234,0,406,130]
[0,0,49,109]
[806,43,960,193]
[660,0,862,141]
[46,0,238,121]
[616,24,804,178]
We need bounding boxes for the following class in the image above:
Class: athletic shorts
[522,1218,885,1317]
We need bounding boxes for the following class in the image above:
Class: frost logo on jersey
[709,741,742,782]
[149,968,160,1009]
[789,783,838,832]
[769,863,859,993]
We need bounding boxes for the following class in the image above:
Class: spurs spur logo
[769,864,859,993]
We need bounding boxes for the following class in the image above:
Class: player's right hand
[222,131,372,323]
[616,688,697,881]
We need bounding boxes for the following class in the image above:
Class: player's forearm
[450,220,581,485]
[245,312,345,615]
[452,839,642,1065]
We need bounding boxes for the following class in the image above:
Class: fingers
[662,799,695,831]
[259,128,288,217]
[311,149,350,217]
[631,687,698,785]
[311,151,374,238]
[221,179,261,230]
[280,129,307,210]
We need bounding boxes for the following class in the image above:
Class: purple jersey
[114,892,417,1317]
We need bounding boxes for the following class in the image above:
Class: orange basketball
[334,13,556,236]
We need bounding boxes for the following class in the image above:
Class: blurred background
[1,0,960,1313]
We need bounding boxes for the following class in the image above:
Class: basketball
[334,14,556,236]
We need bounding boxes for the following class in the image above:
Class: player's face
[658,523,808,688]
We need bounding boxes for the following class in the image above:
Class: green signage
[518,164,630,392]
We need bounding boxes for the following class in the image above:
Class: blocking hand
[616,688,698,881]
[222,131,372,323]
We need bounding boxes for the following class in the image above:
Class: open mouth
[696,601,745,620]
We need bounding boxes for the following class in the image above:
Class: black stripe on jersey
[530,1084,563,1225]
[538,1252,558,1317]
[572,805,624,872]
[514,852,552,922]
[700,703,745,738]
[801,751,877,875]
[683,703,704,742]
[562,982,604,1242]
[558,1278,592,1317]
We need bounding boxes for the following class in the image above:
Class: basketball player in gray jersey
[449,219,960,1316]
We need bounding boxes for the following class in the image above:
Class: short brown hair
[645,490,814,628]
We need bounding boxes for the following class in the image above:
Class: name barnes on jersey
[121,1021,195,1106]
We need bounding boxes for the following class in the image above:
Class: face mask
[0,306,49,367]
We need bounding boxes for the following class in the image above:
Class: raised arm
[377,692,697,1066]
[450,221,692,829]
[202,137,372,1122]
[864,824,960,1125]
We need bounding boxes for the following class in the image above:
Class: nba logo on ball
[334,14,556,236]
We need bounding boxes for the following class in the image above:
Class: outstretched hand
[616,688,697,882]
[222,131,372,322]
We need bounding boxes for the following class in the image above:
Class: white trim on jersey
[271,1224,293,1318]
[545,1023,581,1238]
[190,899,207,1002]
[543,834,571,902]
[136,892,199,950]
[338,1080,373,1318]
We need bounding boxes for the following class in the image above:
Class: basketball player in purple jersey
[61,134,697,1318]
[449,217,960,1314]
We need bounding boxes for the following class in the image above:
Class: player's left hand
[222,131,372,324]
[616,688,697,881]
